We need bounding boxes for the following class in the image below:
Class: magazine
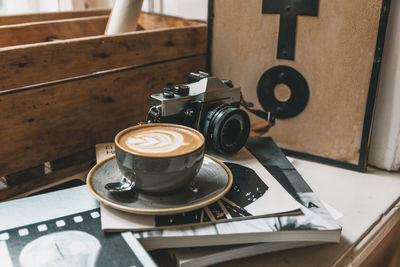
[131,137,341,250]
[96,144,301,231]
[0,186,156,267]
[170,200,343,267]
[169,242,321,267]
[167,137,343,265]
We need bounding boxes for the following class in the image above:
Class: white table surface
[217,158,400,266]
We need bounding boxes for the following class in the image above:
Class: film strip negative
[0,209,145,267]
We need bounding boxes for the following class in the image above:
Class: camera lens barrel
[203,104,250,154]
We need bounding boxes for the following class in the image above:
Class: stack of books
[96,137,342,266]
[0,137,341,267]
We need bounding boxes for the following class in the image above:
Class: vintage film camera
[146,72,252,154]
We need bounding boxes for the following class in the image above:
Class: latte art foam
[126,129,188,154]
[117,125,204,157]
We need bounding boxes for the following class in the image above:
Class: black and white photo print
[0,208,155,267]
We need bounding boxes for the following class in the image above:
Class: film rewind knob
[173,85,190,96]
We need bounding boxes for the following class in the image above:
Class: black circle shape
[257,65,309,119]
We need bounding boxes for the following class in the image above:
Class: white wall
[369,0,400,171]
[142,0,207,21]
[0,0,115,14]
[0,0,59,14]
[0,0,207,20]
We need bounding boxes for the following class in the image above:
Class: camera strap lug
[146,106,161,123]
[240,93,275,136]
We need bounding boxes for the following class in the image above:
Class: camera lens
[221,118,242,145]
[204,104,250,154]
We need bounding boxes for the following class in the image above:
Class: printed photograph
[0,209,146,267]
[154,162,269,227]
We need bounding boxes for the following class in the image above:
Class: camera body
[147,72,250,154]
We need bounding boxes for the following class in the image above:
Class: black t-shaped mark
[262,0,319,60]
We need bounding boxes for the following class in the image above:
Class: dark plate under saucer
[87,155,233,215]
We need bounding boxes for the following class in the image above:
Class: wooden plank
[335,203,400,266]
[0,9,110,26]
[359,209,400,266]
[0,12,201,48]
[138,13,202,29]
[4,165,44,186]
[0,16,108,48]
[0,24,207,91]
[50,148,95,171]
[0,161,92,202]
[4,148,95,186]
[0,55,206,177]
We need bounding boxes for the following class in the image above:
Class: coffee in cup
[114,123,205,193]
[118,124,204,157]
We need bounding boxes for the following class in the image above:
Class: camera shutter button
[163,88,174,98]
[173,85,190,96]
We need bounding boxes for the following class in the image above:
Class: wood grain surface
[0,161,92,202]
[4,165,45,186]
[0,15,108,48]
[0,24,206,91]
[4,148,95,186]
[0,12,202,49]
[138,12,201,29]
[0,55,206,177]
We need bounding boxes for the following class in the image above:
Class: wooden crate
[0,10,207,200]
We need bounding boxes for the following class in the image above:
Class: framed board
[208,0,391,171]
